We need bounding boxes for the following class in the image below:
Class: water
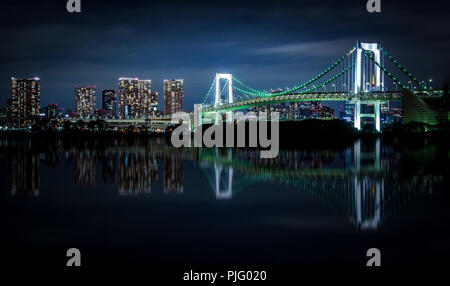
[0,136,449,272]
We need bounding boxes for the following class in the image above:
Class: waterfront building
[118,78,152,118]
[11,77,41,127]
[164,79,183,115]
[102,89,117,118]
[46,103,59,119]
[75,86,96,118]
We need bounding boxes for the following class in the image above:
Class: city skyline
[1,0,450,275]
[2,38,442,131]
[1,0,449,111]
[0,72,423,128]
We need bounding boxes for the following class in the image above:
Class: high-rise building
[75,86,96,118]
[11,77,41,127]
[150,91,158,112]
[0,106,6,127]
[46,104,59,119]
[5,99,13,126]
[118,78,152,119]
[164,79,183,115]
[102,89,117,118]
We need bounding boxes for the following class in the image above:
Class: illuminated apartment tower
[150,91,158,112]
[46,104,59,119]
[11,77,41,127]
[75,86,96,118]
[164,79,183,115]
[118,78,152,118]
[102,89,117,118]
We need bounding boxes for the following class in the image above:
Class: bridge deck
[202,90,443,113]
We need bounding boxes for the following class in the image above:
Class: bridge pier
[374,102,381,132]
[353,101,382,132]
[354,101,361,130]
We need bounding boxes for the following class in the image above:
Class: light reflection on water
[0,137,444,231]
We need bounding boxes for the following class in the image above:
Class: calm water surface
[1,136,449,269]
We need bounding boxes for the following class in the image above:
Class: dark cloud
[0,0,449,110]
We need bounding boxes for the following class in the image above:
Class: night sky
[1,0,449,111]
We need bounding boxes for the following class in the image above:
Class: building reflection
[75,150,97,186]
[42,140,63,168]
[119,152,158,195]
[0,137,443,230]
[102,153,117,183]
[164,152,183,194]
[0,139,40,196]
[13,142,40,196]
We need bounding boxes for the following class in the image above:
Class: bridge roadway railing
[202,91,403,113]
[202,90,443,114]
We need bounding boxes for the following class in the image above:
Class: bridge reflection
[199,138,440,230]
[0,137,443,230]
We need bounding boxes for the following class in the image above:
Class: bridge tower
[214,73,234,124]
[353,42,384,132]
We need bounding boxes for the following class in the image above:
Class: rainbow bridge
[199,41,443,131]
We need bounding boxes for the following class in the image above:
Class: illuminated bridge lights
[231,47,356,98]
[201,91,406,114]
[202,44,441,115]
[362,49,409,90]
[380,46,428,90]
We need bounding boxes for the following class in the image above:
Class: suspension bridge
[199,42,443,131]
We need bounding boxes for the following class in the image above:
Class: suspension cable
[202,78,216,105]
[231,46,356,97]
[380,47,428,90]
[362,49,408,90]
